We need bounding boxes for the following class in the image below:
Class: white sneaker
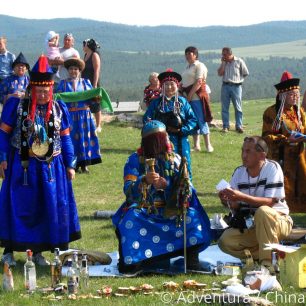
[96,126,102,133]
[206,145,214,153]
[33,253,50,266]
[1,253,16,266]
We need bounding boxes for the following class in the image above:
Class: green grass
[168,39,306,59]
[0,99,305,305]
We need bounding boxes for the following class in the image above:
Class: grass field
[167,39,306,60]
[0,99,305,305]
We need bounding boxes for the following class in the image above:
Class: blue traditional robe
[143,95,198,179]
[0,97,81,252]
[0,74,29,104]
[112,151,211,270]
[56,78,101,168]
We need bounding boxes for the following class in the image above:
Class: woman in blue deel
[0,55,81,266]
[143,69,198,180]
[112,120,210,274]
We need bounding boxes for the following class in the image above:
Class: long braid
[45,85,54,122]
[297,94,302,129]
[29,87,37,122]
[272,93,286,132]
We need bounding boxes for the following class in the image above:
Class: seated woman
[143,69,198,180]
[56,58,102,173]
[112,120,211,274]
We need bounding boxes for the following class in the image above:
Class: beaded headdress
[272,71,301,132]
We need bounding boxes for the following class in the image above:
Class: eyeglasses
[83,39,90,46]
[36,89,50,95]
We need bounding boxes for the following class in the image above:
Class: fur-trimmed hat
[12,52,30,70]
[64,57,85,71]
[274,71,300,93]
[158,68,182,86]
[29,54,54,86]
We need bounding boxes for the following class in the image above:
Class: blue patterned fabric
[56,78,102,167]
[0,74,29,104]
[0,97,81,252]
[112,151,211,268]
[0,51,15,80]
[143,96,198,179]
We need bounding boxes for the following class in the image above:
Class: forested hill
[2,15,306,52]
[2,15,306,102]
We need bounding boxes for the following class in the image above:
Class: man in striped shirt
[218,136,293,267]
[217,47,249,133]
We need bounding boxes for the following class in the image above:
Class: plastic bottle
[272,251,280,278]
[24,249,36,291]
[51,248,62,287]
[66,259,78,294]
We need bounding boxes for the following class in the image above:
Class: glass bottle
[24,249,36,292]
[79,255,89,291]
[66,259,78,294]
[3,262,14,291]
[272,251,280,278]
[72,251,80,287]
[51,248,62,287]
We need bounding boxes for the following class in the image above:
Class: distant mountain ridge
[2,15,306,102]
[2,15,306,52]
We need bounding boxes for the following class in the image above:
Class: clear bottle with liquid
[24,249,36,291]
[66,259,78,294]
[79,254,89,291]
[51,248,62,287]
[72,251,80,286]
[271,251,280,278]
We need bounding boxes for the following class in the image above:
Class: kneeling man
[218,136,293,266]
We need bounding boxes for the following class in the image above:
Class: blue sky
[2,0,306,27]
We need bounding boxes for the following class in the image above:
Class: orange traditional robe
[262,105,306,212]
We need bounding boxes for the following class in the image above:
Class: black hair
[222,47,232,55]
[185,46,198,59]
[83,38,100,53]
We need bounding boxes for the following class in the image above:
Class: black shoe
[81,166,89,173]
[236,127,244,133]
[187,262,213,273]
[118,262,143,275]
[76,167,82,174]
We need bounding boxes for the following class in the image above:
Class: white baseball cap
[45,31,58,43]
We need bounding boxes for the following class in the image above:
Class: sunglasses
[243,137,267,153]
[64,33,73,39]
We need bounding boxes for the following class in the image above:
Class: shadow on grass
[101,147,135,155]
[204,206,228,215]
[291,214,306,227]
[78,216,114,223]
[197,192,218,197]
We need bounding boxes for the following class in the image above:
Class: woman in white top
[181,46,213,153]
